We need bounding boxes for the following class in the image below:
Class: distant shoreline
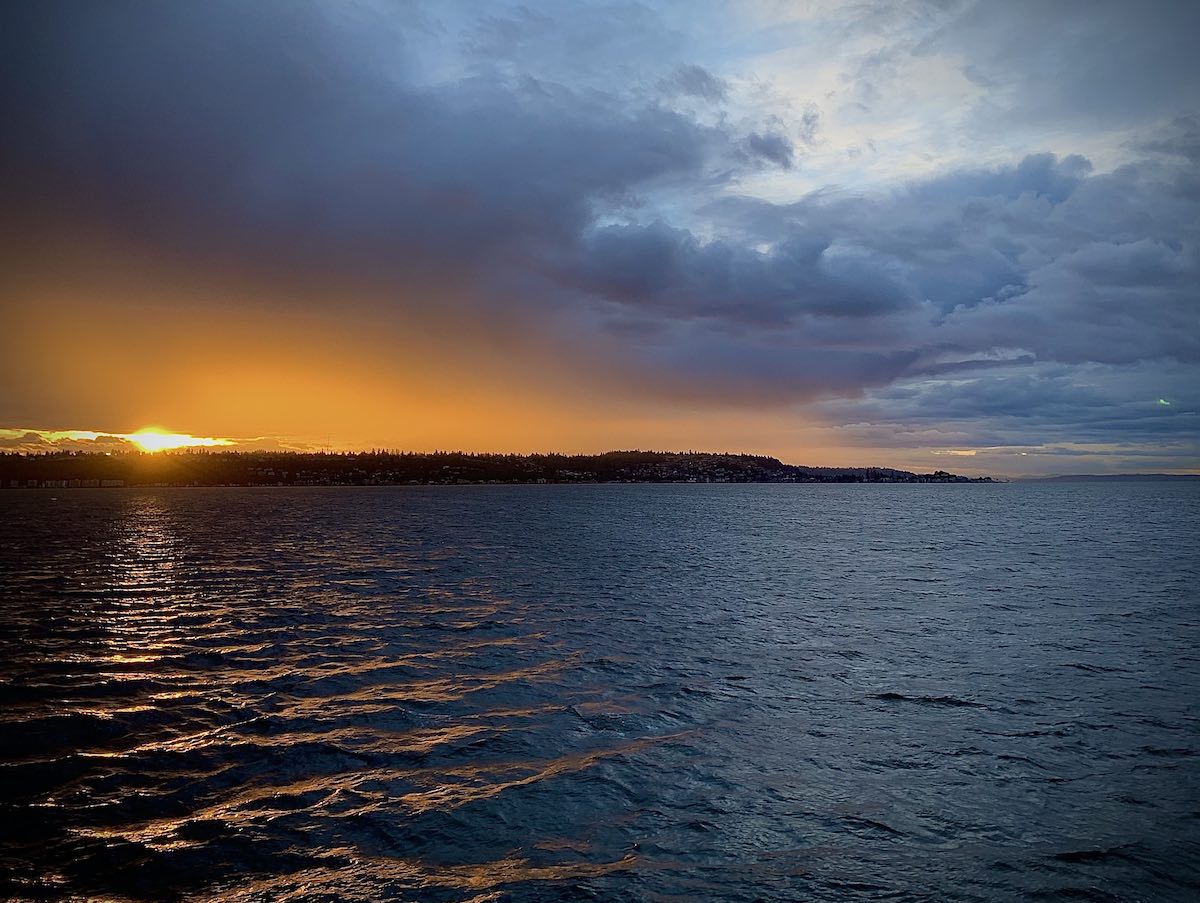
[1018,473,1200,482]
[0,449,996,488]
[10,477,1199,490]
[4,451,1195,489]
[4,480,1007,490]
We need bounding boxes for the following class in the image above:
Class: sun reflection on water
[2,491,687,900]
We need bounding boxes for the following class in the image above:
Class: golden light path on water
[0,492,658,899]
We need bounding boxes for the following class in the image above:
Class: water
[1,483,1198,902]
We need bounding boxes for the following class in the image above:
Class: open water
[1,483,1198,901]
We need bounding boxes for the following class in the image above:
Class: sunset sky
[3,0,1198,475]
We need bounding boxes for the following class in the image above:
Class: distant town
[0,450,994,488]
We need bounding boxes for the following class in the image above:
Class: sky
[2,0,1198,475]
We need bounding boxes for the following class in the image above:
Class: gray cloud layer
[3,1,1197,469]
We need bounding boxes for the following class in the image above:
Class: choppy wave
[2,483,1199,901]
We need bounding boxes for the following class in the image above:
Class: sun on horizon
[122,428,233,453]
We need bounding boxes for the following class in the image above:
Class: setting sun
[122,428,232,453]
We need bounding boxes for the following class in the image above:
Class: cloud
[3,2,766,289]
[660,64,728,102]
[0,431,50,451]
[922,0,1200,131]
[560,219,914,326]
[1,0,1197,470]
[814,360,1199,459]
[743,131,795,169]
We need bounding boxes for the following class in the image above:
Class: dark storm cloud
[561,220,913,325]
[555,140,1198,438]
[678,147,1198,382]
[1,1,1197,464]
[1,1,726,281]
[932,156,1200,367]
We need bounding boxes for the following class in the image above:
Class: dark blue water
[1,483,1198,901]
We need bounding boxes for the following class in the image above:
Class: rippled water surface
[2,483,1198,901]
